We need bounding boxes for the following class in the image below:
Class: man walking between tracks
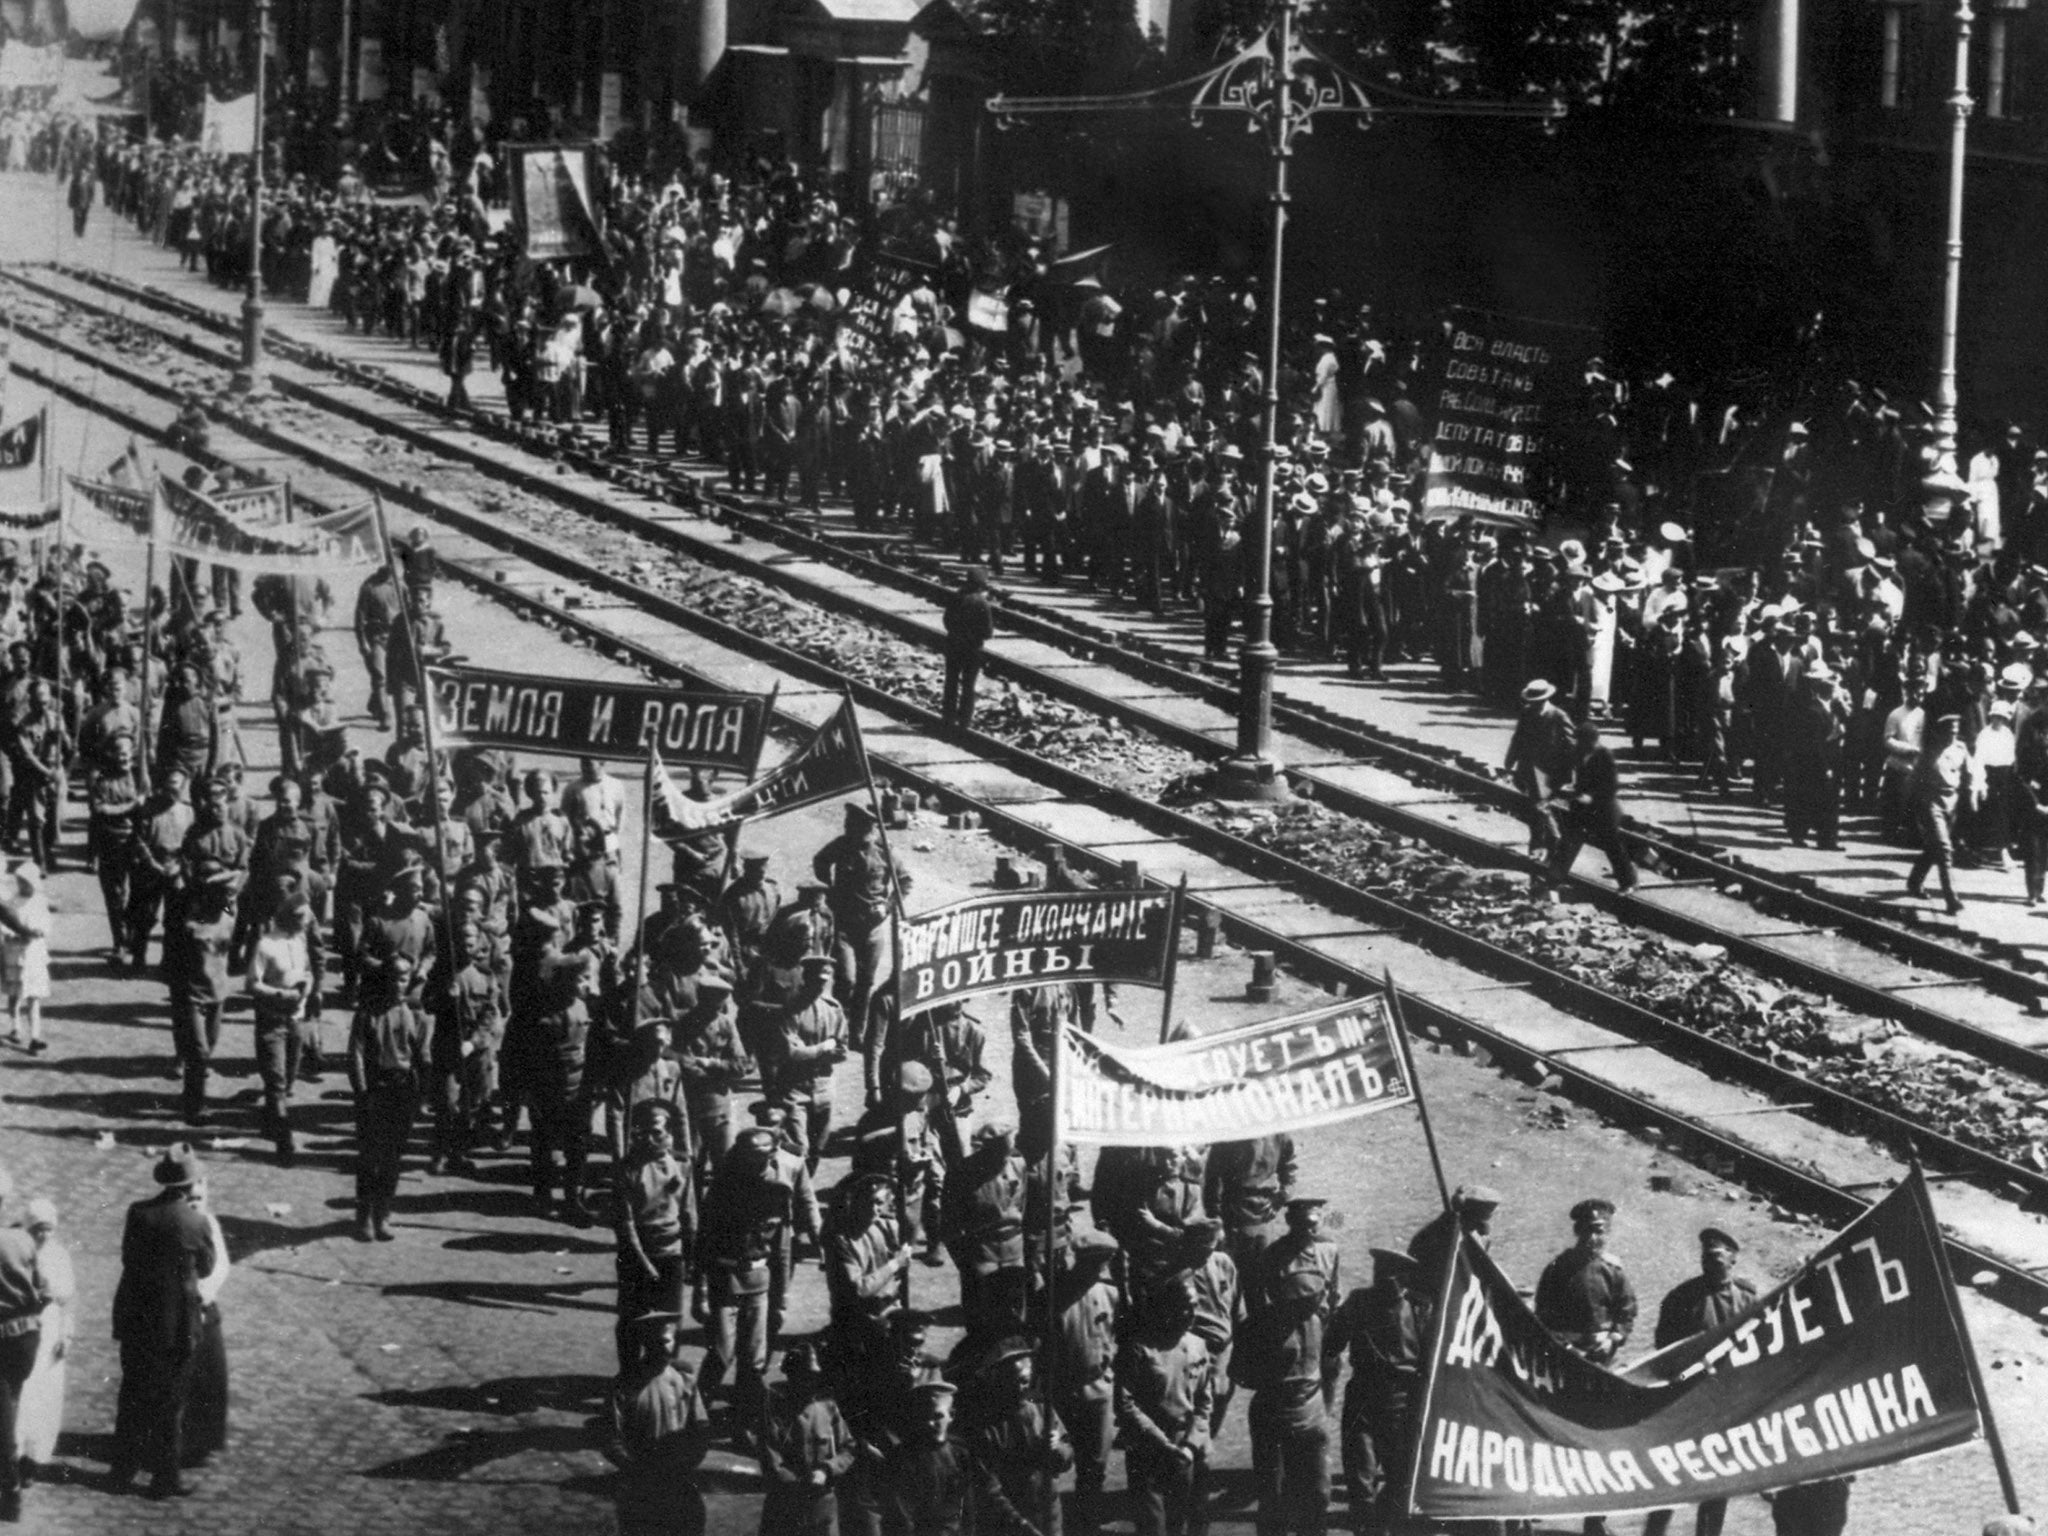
[1544,719,1638,896]
[1504,678,1576,860]
[942,568,996,731]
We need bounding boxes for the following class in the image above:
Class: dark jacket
[943,587,995,658]
[112,1191,216,1356]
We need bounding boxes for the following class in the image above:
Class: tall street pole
[1931,0,1974,468]
[240,0,270,391]
[1217,0,1296,800]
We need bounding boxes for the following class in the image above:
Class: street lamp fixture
[238,0,272,393]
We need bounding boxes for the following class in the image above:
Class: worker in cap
[763,953,850,1176]
[1641,1227,1756,1535]
[1407,1182,1502,1280]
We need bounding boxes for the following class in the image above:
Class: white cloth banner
[200,92,257,156]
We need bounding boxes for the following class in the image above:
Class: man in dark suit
[1544,718,1638,895]
[111,1142,217,1498]
[941,570,996,732]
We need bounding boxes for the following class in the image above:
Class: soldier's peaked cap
[1571,1198,1616,1224]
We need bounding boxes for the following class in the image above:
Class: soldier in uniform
[1203,1134,1298,1274]
[670,969,750,1184]
[1052,1231,1121,1536]
[850,1061,947,1263]
[759,1342,858,1534]
[1325,1248,1433,1536]
[612,1103,692,1377]
[715,852,781,974]
[1240,1195,1341,1536]
[1642,1229,1757,1536]
[1534,1198,1638,1536]
[605,1309,712,1536]
[965,1336,1071,1536]
[825,1172,913,1380]
[88,733,145,959]
[353,562,404,731]
[525,941,598,1225]
[883,1378,973,1535]
[884,1000,992,1163]
[1117,1275,1216,1536]
[430,916,502,1175]
[1182,1217,1242,1441]
[943,1121,1030,1342]
[126,766,193,970]
[697,1127,795,1427]
[165,860,235,1127]
[765,953,850,1173]
[346,952,431,1243]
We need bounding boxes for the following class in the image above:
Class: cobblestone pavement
[0,170,2044,1535]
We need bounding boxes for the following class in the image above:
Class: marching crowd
[0,91,2038,1536]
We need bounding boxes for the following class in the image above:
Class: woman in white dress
[14,1198,71,1484]
[1967,434,2003,548]
[306,223,339,311]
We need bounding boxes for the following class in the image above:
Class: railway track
[10,267,2048,1315]
[26,263,2048,1067]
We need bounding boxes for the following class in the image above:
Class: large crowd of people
[0,87,2036,1536]
[35,79,2048,925]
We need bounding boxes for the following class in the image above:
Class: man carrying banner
[1642,1227,1757,1536]
[812,803,908,1107]
[1325,1248,1433,1536]
[1532,1198,1637,1536]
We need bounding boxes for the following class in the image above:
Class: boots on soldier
[353,1204,374,1242]
[372,1201,395,1242]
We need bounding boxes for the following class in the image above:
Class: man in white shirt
[563,756,627,868]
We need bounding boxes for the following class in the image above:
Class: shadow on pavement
[217,1209,358,1261]
[380,1277,616,1314]
[369,1373,610,1418]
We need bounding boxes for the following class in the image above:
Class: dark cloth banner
[841,250,938,358]
[509,143,604,262]
[1058,993,1414,1145]
[156,478,384,575]
[0,412,40,469]
[899,887,1177,1016]
[64,473,152,532]
[1420,307,1590,528]
[1410,1171,1982,1521]
[657,695,868,834]
[0,503,59,532]
[424,662,768,772]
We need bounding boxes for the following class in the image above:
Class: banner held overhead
[1410,1170,1984,1522]
[1059,993,1415,1145]
[423,661,768,771]
[898,886,1178,1016]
